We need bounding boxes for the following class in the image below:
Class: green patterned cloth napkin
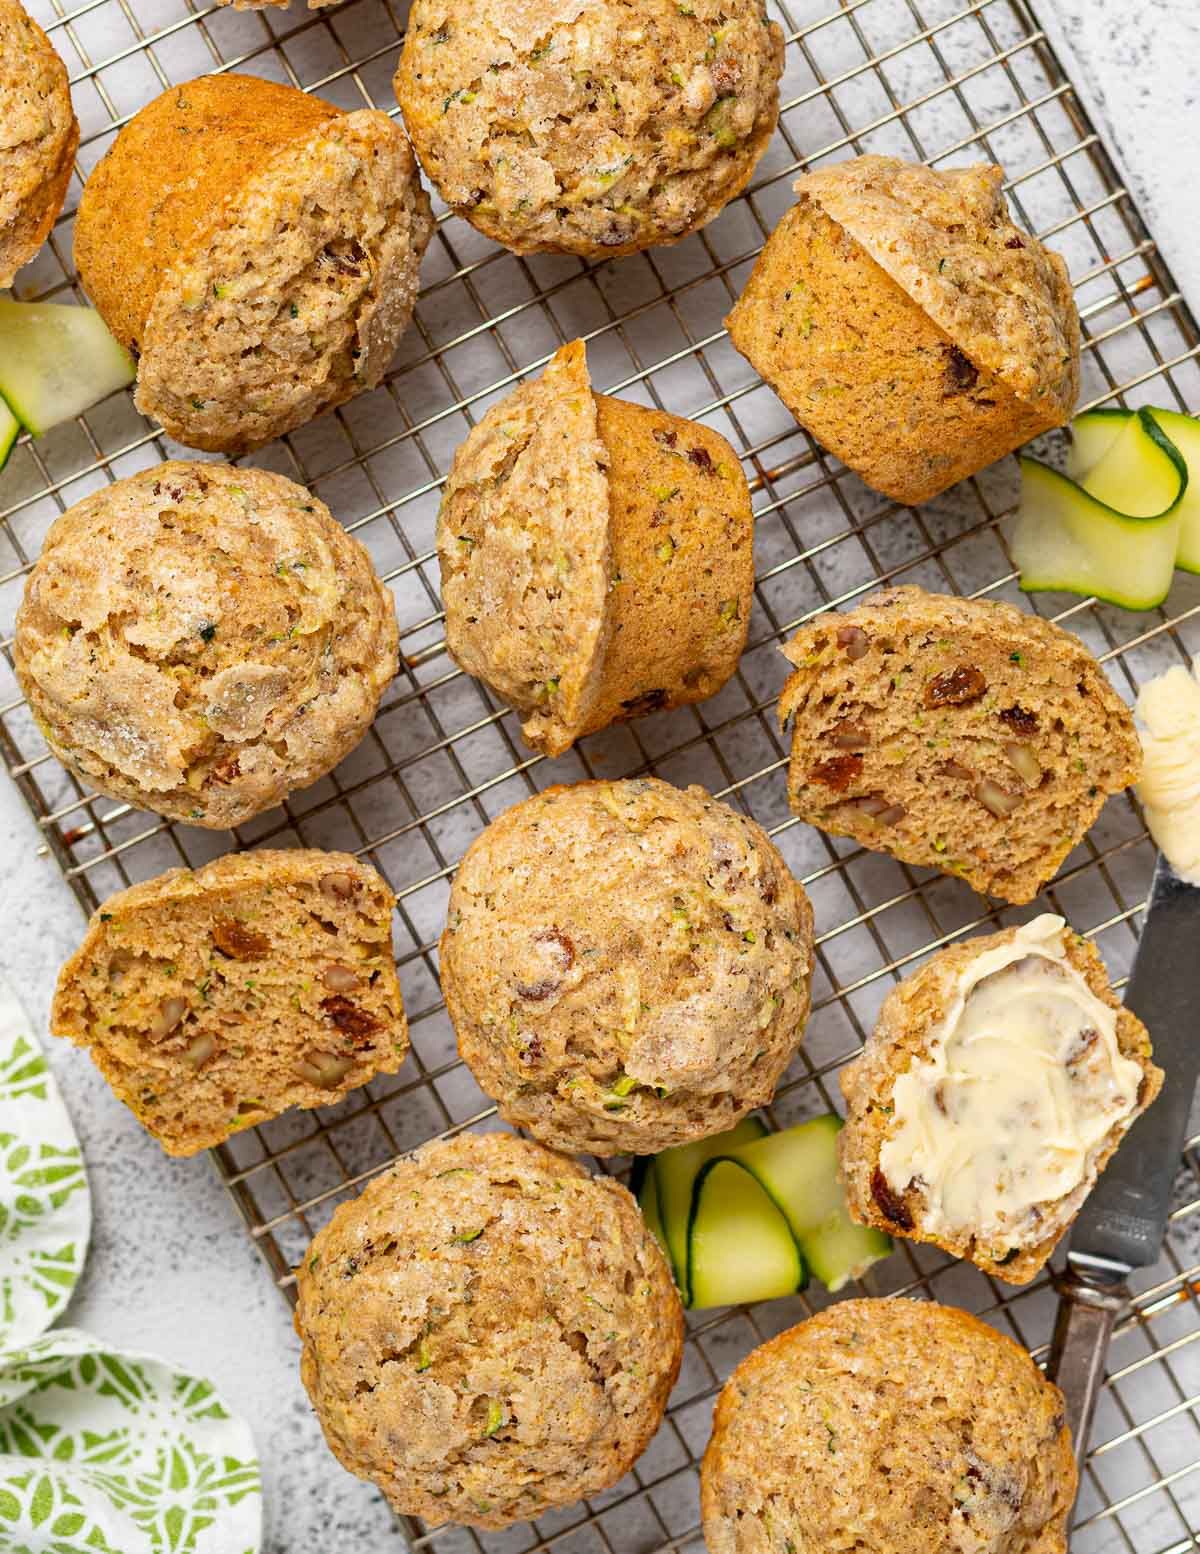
[0,982,262,1554]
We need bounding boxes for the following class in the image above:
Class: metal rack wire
[3,0,1200,1548]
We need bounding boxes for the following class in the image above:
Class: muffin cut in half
[51,849,407,1156]
[726,156,1080,506]
[295,1131,683,1528]
[839,913,1162,1283]
[395,0,783,259]
[14,461,398,829]
[0,0,77,289]
[777,585,1141,903]
[702,1298,1076,1554]
[441,777,813,1156]
[74,73,433,453]
[438,339,754,756]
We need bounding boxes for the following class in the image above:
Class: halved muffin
[839,914,1162,1283]
[726,156,1080,505]
[777,585,1140,903]
[74,74,433,453]
[52,849,407,1155]
[438,339,754,756]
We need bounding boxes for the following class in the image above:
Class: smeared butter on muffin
[1136,658,1200,885]
[879,914,1144,1259]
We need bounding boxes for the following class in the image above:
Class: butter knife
[1049,856,1200,1504]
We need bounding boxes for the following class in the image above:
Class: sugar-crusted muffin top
[15,461,398,828]
[703,1298,1076,1554]
[396,0,783,256]
[295,1131,683,1527]
[442,777,813,1155]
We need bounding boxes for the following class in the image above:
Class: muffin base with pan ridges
[725,156,1080,506]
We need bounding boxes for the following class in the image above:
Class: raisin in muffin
[441,777,813,1155]
[75,74,432,453]
[295,1131,683,1527]
[0,0,78,287]
[438,339,753,757]
[726,156,1080,505]
[702,1298,1076,1554]
[839,914,1162,1283]
[14,462,398,829]
[51,849,407,1156]
[395,0,783,258]
[777,586,1140,902]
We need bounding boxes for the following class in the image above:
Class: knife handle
[1048,1265,1127,1491]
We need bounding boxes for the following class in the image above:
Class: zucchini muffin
[51,849,407,1156]
[726,156,1080,505]
[14,462,398,829]
[702,1298,1075,1554]
[438,339,753,757]
[0,0,78,288]
[777,585,1140,903]
[395,0,783,258]
[840,914,1162,1284]
[295,1131,683,1528]
[74,74,433,453]
[440,778,813,1155]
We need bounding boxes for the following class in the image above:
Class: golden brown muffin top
[0,0,77,285]
[396,0,783,256]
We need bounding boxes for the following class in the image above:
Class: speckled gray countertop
[2,3,1198,1551]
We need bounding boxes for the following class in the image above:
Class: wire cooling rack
[3,0,1200,1548]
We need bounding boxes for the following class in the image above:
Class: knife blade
[1049,856,1200,1494]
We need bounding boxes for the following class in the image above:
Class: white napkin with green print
[0,981,262,1554]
